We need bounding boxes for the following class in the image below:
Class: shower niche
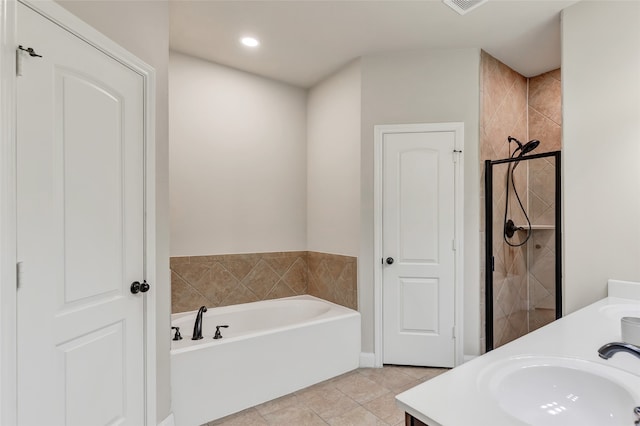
[484,148,561,352]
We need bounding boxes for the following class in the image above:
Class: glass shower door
[484,151,562,351]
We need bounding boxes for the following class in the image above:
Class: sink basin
[480,357,640,426]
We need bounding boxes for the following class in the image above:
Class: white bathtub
[170,295,361,426]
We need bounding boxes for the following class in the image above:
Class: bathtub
[170,295,361,426]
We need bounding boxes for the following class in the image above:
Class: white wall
[307,59,362,256]
[169,52,307,256]
[55,0,171,420]
[360,48,481,356]
[562,1,640,313]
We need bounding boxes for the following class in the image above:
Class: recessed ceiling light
[241,37,260,48]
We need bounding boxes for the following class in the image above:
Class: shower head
[508,136,540,158]
[521,139,540,156]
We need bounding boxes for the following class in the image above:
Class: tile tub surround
[395,281,640,426]
[307,251,358,311]
[205,366,448,426]
[171,251,357,313]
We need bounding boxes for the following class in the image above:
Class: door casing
[374,122,464,368]
[0,1,157,424]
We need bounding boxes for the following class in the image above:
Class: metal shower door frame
[484,150,562,352]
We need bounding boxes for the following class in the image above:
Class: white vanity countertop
[395,280,640,426]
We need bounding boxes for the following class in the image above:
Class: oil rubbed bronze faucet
[192,306,207,340]
[213,325,229,340]
[598,342,640,360]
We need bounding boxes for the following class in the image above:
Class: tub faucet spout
[598,342,640,360]
[192,306,207,340]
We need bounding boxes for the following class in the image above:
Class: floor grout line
[207,365,448,426]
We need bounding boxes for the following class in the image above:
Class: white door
[16,3,146,425]
[381,128,458,367]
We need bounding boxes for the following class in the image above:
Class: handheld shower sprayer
[521,139,540,156]
[504,136,541,247]
[508,136,540,159]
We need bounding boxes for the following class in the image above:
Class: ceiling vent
[442,0,489,15]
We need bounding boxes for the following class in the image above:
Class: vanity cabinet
[405,413,429,426]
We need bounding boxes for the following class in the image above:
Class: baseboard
[157,412,175,426]
[361,351,475,368]
[359,352,376,368]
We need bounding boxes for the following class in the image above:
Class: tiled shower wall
[529,70,562,153]
[528,69,562,331]
[170,251,357,313]
[480,50,529,350]
[479,51,562,350]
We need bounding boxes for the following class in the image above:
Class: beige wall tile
[170,256,190,268]
[241,260,281,299]
[262,252,300,276]
[529,70,562,125]
[171,261,209,284]
[192,263,238,306]
[264,280,297,300]
[171,271,209,314]
[170,251,357,312]
[222,254,261,281]
[219,284,259,306]
[529,109,562,152]
[282,257,308,294]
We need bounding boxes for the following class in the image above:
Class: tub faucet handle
[213,325,229,340]
[171,326,182,341]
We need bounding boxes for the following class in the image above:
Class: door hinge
[16,48,22,76]
[452,326,456,339]
[452,239,456,251]
[453,149,462,163]
[16,261,24,289]
[16,45,43,76]
[492,256,495,272]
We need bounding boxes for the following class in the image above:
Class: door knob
[130,280,150,294]
[386,257,394,265]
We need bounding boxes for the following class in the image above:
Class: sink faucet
[192,306,207,340]
[598,342,640,360]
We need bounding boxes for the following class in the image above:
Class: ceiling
[170,0,580,88]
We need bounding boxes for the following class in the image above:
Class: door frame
[0,0,157,424]
[373,122,464,368]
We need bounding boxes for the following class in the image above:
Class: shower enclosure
[484,148,562,352]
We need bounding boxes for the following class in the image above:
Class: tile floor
[205,365,448,426]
